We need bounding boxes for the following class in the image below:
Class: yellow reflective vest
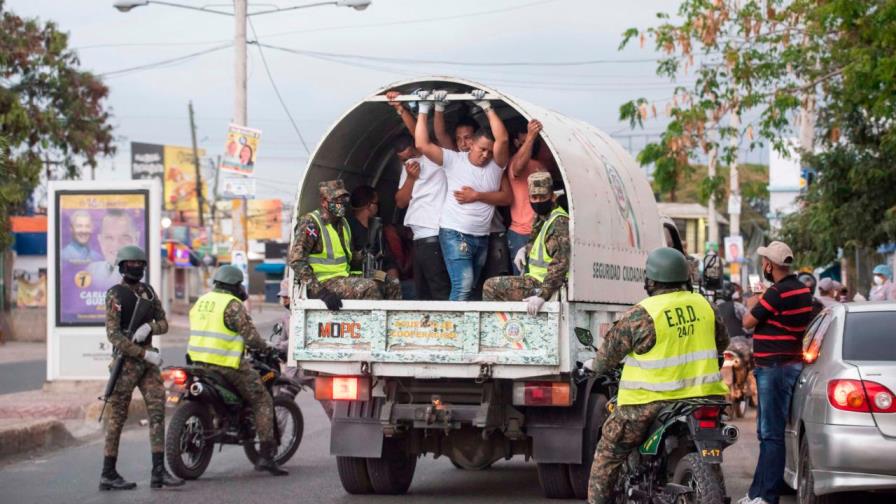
[187,291,244,369]
[308,210,352,282]
[617,291,728,406]
[526,207,569,283]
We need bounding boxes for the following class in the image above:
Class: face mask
[119,263,145,283]
[531,200,553,216]
[873,276,885,286]
[763,266,775,283]
[327,198,348,218]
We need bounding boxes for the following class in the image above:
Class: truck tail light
[829,379,896,413]
[315,376,370,402]
[692,405,721,429]
[512,381,572,406]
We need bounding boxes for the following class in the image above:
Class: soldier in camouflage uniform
[482,172,570,315]
[587,248,729,504]
[288,179,398,311]
[100,245,183,491]
[187,265,287,476]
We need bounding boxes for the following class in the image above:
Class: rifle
[98,296,152,422]
[362,216,384,280]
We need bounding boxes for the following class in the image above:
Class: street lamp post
[114,0,371,271]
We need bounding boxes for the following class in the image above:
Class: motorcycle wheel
[166,401,215,480]
[243,395,304,466]
[671,452,725,504]
[735,398,748,418]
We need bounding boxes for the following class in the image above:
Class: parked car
[784,302,896,503]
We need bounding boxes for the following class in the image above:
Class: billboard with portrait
[55,190,149,326]
[163,145,206,212]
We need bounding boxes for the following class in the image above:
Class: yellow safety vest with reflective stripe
[307,210,352,282]
[617,291,728,406]
[526,207,569,283]
[187,291,244,369]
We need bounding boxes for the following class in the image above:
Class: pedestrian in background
[740,241,814,504]
[869,264,896,301]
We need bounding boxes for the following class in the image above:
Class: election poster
[724,235,744,263]
[220,123,262,176]
[55,191,149,326]
[163,144,206,212]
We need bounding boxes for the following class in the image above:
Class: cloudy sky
[10,0,694,202]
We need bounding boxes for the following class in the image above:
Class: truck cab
[287,77,674,498]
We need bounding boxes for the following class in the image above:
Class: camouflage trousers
[199,362,274,443]
[310,275,401,301]
[588,401,671,504]
[481,275,541,302]
[104,355,166,457]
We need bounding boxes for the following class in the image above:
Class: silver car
[784,302,896,502]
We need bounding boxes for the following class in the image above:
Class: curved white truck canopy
[292,76,664,305]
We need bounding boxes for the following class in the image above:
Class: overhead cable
[97,44,231,77]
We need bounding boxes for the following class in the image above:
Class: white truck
[287,77,685,498]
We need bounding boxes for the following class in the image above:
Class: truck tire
[671,452,725,504]
[537,462,574,499]
[336,456,374,494]
[366,438,416,495]
[568,393,609,499]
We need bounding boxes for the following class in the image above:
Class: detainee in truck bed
[286,77,684,499]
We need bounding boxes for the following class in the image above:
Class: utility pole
[727,113,742,287]
[231,0,249,258]
[188,101,205,227]
[706,142,719,247]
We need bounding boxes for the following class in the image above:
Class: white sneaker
[736,496,769,504]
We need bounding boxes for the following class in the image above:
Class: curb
[0,419,75,459]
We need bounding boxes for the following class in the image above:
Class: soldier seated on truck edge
[482,172,570,315]
[288,179,400,311]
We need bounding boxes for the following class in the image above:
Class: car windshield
[843,311,896,361]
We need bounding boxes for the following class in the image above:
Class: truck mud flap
[526,381,592,464]
[330,400,384,458]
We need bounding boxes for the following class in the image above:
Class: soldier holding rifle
[98,245,183,491]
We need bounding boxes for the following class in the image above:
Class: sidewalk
[0,341,46,365]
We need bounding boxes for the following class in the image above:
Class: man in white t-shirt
[415,91,512,301]
[393,134,452,300]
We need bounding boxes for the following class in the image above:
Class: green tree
[0,1,115,249]
[619,0,896,266]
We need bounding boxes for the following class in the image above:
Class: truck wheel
[537,463,574,499]
[671,452,725,504]
[336,456,374,494]
[568,393,609,499]
[366,438,416,495]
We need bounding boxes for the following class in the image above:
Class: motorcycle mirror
[574,327,594,347]
[702,252,724,291]
[270,323,283,342]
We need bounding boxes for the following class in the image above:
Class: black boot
[150,452,184,489]
[99,456,137,491]
[254,442,288,476]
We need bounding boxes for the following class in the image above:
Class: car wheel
[798,436,846,504]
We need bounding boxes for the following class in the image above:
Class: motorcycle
[721,336,757,418]
[163,346,305,480]
[577,329,738,504]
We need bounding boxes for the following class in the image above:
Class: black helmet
[645,247,691,284]
[213,265,244,285]
[115,245,147,266]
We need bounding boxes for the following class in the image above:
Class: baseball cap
[319,179,349,200]
[528,172,553,196]
[278,278,289,297]
[757,240,794,266]
[818,277,833,292]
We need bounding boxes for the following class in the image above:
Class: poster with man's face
[56,191,149,326]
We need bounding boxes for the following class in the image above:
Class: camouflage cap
[528,172,553,196]
[319,179,349,200]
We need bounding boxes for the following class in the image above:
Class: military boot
[99,456,137,491]
[150,452,184,489]
[254,442,289,476]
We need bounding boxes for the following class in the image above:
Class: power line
[260,0,565,39]
[97,44,231,77]
[76,40,231,51]
[248,20,311,155]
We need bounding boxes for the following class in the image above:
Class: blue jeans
[507,229,530,275]
[439,228,489,301]
[748,361,803,504]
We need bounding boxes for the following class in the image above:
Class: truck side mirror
[574,327,594,347]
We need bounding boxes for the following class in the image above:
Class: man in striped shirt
[739,241,814,504]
